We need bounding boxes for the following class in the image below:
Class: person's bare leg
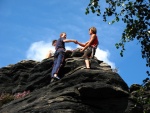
[85,59,90,68]
[46,50,52,58]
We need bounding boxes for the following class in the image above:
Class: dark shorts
[82,47,96,59]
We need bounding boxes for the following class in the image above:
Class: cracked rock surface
[0,51,131,113]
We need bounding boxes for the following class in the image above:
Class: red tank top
[90,35,99,48]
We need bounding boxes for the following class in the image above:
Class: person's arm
[77,41,88,47]
[77,42,85,47]
[81,34,96,51]
[63,39,76,43]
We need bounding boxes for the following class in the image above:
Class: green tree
[86,0,150,76]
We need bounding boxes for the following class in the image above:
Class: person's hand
[74,40,78,44]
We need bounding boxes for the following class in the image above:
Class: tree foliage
[86,0,150,75]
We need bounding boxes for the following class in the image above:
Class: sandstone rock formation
[0,51,148,113]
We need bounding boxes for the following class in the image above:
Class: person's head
[52,40,57,46]
[89,27,97,35]
[60,32,67,39]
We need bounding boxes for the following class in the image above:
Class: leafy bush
[0,90,30,107]
[0,93,14,107]
[14,90,30,99]
[135,81,150,113]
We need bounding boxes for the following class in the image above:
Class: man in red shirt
[76,27,99,69]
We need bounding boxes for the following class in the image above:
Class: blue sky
[0,0,149,87]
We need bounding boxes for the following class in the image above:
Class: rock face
[0,51,130,113]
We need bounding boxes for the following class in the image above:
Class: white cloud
[26,41,115,68]
[95,47,116,68]
[26,41,74,61]
[26,41,54,61]
[76,45,116,68]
